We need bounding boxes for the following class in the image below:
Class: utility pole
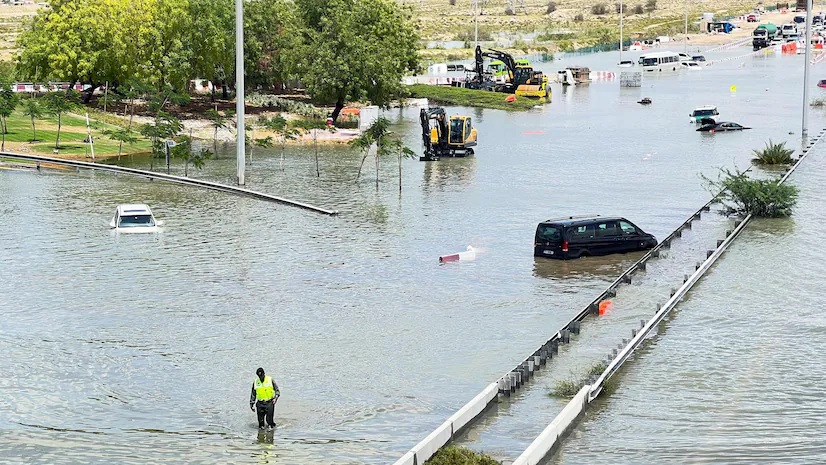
[803,0,813,141]
[474,0,479,50]
[684,0,688,54]
[235,0,246,185]
[619,0,623,62]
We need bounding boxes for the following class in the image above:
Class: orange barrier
[598,300,613,316]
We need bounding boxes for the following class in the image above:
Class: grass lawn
[406,84,542,111]
[1,110,152,159]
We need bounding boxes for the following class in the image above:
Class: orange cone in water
[598,300,613,316]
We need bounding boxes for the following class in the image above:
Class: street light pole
[803,0,813,141]
[619,0,623,62]
[474,0,479,50]
[684,0,688,54]
[235,0,246,185]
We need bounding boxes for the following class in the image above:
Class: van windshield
[536,225,561,242]
[692,109,717,117]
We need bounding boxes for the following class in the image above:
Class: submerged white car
[110,204,162,233]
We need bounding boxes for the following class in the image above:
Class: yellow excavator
[466,46,551,102]
[420,107,477,161]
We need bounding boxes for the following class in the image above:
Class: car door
[619,220,647,252]
[593,220,622,255]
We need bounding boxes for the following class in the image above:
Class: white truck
[781,23,799,39]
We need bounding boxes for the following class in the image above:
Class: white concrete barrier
[410,420,452,463]
[448,383,498,433]
[512,386,590,465]
[391,451,416,465]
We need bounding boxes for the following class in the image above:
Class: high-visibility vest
[254,376,275,401]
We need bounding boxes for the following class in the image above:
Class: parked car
[692,55,706,62]
[747,14,758,22]
[534,215,657,259]
[110,204,162,233]
[696,121,751,132]
[681,61,703,70]
[818,79,826,88]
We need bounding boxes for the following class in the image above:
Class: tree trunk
[330,96,345,124]
[55,114,61,150]
[31,118,36,142]
[103,81,109,112]
[355,152,369,182]
[398,145,402,192]
[213,126,218,156]
[221,79,228,100]
[185,159,189,177]
[375,140,380,190]
[2,117,5,152]
[314,129,320,178]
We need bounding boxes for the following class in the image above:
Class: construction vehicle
[419,107,477,161]
[752,23,778,50]
[465,46,551,101]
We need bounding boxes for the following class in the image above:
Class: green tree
[189,0,235,99]
[205,107,231,155]
[245,0,301,90]
[350,117,414,190]
[42,91,80,150]
[21,98,44,142]
[104,127,139,159]
[292,0,419,123]
[0,80,19,151]
[172,133,213,176]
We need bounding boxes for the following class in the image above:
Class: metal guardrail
[704,37,752,53]
[511,127,826,465]
[0,152,339,216]
[391,159,740,465]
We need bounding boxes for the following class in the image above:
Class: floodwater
[1,45,825,464]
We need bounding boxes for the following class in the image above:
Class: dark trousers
[256,400,275,428]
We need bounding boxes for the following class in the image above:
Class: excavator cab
[421,107,477,161]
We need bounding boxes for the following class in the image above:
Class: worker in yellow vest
[249,367,280,429]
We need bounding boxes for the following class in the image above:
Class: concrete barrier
[0,152,339,215]
[448,382,499,434]
[410,421,452,464]
[511,386,589,465]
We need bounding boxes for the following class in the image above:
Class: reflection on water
[422,157,477,191]
[532,254,644,281]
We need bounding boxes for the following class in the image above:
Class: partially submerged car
[110,204,162,233]
[696,121,751,132]
[534,215,657,259]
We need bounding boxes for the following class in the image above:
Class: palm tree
[21,98,43,142]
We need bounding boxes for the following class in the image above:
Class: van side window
[619,220,637,235]
[595,221,620,237]
[568,224,594,240]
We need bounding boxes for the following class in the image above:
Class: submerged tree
[104,127,139,159]
[702,168,798,217]
[752,140,794,166]
[350,117,414,190]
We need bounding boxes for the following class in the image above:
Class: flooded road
[1,45,825,464]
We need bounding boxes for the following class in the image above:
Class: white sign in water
[620,71,642,87]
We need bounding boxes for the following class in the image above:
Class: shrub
[704,168,799,217]
[574,13,584,21]
[632,4,644,14]
[811,97,826,107]
[591,3,608,14]
[645,0,656,11]
[752,140,794,165]
[505,6,515,14]
[615,2,622,13]
[550,379,581,398]
[450,0,456,5]
[546,1,557,13]
[425,446,501,465]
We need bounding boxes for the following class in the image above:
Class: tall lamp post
[235,0,245,185]
[803,0,813,141]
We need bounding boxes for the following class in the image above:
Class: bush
[704,168,799,217]
[645,0,656,11]
[752,140,794,165]
[591,3,608,14]
[546,1,557,13]
[811,97,826,107]
[456,25,493,42]
[505,6,515,15]
[425,446,501,465]
[550,379,581,398]
[632,4,644,14]
[615,2,622,12]
[450,0,456,5]
[574,13,584,21]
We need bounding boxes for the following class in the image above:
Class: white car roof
[694,105,717,110]
[117,204,152,215]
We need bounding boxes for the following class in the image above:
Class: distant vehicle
[677,52,693,62]
[110,204,161,233]
[534,216,658,259]
[818,79,826,88]
[618,60,635,67]
[641,51,681,72]
[747,14,758,22]
[794,15,806,24]
[690,105,719,123]
[782,23,799,38]
[696,121,751,132]
[419,106,477,161]
[692,55,707,61]
[681,61,703,70]
[753,23,779,50]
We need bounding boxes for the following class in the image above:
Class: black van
[534,215,657,259]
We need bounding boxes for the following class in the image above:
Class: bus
[640,52,681,72]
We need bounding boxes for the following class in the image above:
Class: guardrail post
[640,319,646,328]
[534,355,542,369]
[652,250,660,258]
[707,250,714,258]
[632,328,637,337]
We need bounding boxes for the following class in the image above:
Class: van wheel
[577,250,591,258]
